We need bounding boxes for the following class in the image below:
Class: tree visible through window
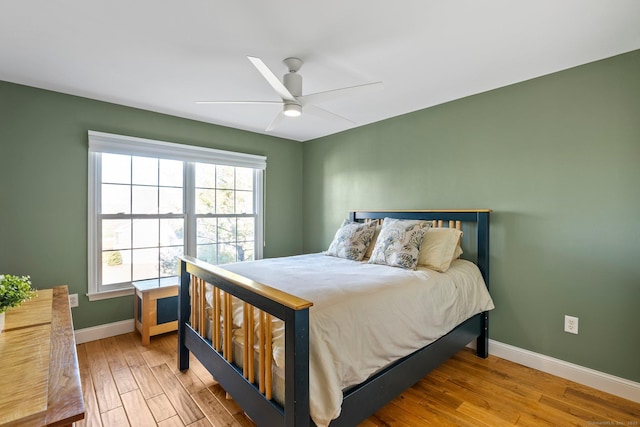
[88,131,265,299]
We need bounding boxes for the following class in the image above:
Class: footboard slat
[243,302,250,379]
[258,309,265,394]
[248,304,255,383]
[198,277,206,337]
[189,278,196,329]
[213,287,221,351]
[265,313,273,401]
[224,291,233,363]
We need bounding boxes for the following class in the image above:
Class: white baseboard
[74,321,640,404]
[74,318,135,344]
[487,339,640,403]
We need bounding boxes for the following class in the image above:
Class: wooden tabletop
[0,286,84,426]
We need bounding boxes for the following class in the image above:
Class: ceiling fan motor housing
[283,72,302,97]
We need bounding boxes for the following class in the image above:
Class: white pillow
[418,227,463,272]
[368,218,430,269]
[326,220,377,261]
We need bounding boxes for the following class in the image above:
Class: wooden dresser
[0,285,85,426]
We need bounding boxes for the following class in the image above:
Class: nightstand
[133,280,179,345]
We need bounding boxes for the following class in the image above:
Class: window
[88,131,266,300]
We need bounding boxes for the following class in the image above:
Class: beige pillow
[418,227,463,272]
[452,241,463,260]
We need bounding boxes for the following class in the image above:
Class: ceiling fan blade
[248,56,297,103]
[304,105,356,126]
[299,81,383,105]
[266,111,286,132]
[196,100,283,105]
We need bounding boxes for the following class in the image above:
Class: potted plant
[0,274,37,332]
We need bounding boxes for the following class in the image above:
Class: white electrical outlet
[69,293,79,308]
[564,315,578,334]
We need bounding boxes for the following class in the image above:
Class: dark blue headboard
[349,210,491,290]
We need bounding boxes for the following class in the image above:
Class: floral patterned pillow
[326,220,377,261]
[368,218,431,269]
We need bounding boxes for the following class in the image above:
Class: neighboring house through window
[88,131,266,300]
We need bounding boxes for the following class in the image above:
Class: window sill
[87,287,135,302]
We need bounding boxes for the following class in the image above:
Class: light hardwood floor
[76,332,640,426]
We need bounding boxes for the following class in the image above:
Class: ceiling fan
[197,56,383,131]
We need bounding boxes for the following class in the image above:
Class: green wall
[303,50,640,383]
[0,81,303,329]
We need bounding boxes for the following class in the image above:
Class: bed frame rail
[178,255,313,427]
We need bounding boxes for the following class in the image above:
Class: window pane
[218,243,237,264]
[102,184,130,214]
[133,219,159,248]
[216,165,235,189]
[217,218,235,243]
[196,189,215,214]
[160,159,183,187]
[102,219,131,251]
[196,163,216,188]
[160,218,184,246]
[236,167,253,191]
[132,186,158,214]
[197,218,217,244]
[237,243,254,262]
[159,187,183,214]
[237,218,254,242]
[160,246,183,277]
[236,190,253,214]
[102,249,131,285]
[102,153,130,184]
[216,189,234,214]
[197,244,217,264]
[132,156,158,186]
[132,248,159,281]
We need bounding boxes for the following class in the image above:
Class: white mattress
[211,253,494,427]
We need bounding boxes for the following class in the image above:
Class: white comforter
[221,253,494,427]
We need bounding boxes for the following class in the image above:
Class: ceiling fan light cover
[283,103,302,117]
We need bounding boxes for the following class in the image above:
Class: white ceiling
[1,1,639,142]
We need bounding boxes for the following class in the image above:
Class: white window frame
[88,131,266,301]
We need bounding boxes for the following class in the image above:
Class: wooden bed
[177,210,491,426]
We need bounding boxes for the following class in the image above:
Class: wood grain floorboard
[84,339,123,413]
[147,394,179,423]
[75,331,640,426]
[151,363,205,425]
[121,389,158,427]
